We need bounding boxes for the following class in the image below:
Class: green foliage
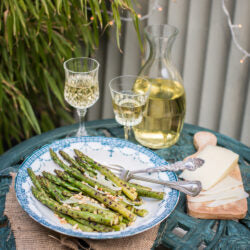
[0,0,141,154]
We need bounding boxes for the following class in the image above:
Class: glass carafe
[133,25,186,149]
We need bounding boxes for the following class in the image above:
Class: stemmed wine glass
[63,57,99,137]
[109,75,151,140]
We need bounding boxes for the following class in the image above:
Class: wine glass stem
[124,126,132,140]
[76,108,87,137]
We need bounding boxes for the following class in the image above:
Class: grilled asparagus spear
[31,186,118,226]
[74,149,138,201]
[56,212,93,232]
[50,149,120,196]
[43,171,81,192]
[55,170,136,222]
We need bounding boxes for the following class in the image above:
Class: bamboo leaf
[35,0,39,11]
[19,0,27,12]
[40,73,53,109]
[2,49,13,76]
[56,107,75,124]
[32,31,39,53]
[47,18,52,44]
[132,15,143,51]
[41,0,49,16]
[20,113,31,138]
[43,69,65,108]
[46,0,56,12]
[92,0,103,27]
[12,0,27,33]
[41,111,55,131]
[112,3,121,49]
[100,1,109,23]
[19,43,28,90]
[12,9,17,37]
[56,0,62,14]
[63,0,71,19]
[26,0,39,19]
[51,34,68,56]
[4,12,13,55]
[0,74,3,110]
[88,0,99,47]
[80,0,84,11]
[84,0,88,21]
[17,95,41,134]
[0,0,141,153]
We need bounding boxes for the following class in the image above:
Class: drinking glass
[109,75,151,140]
[63,57,99,137]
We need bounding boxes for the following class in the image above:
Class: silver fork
[106,158,204,196]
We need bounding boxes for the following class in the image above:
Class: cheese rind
[180,145,239,190]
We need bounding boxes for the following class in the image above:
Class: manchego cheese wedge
[179,145,239,190]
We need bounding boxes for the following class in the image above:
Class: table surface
[0,119,249,250]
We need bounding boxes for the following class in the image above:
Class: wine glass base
[76,127,88,137]
[64,128,88,138]
[64,127,100,138]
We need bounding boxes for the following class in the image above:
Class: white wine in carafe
[133,78,186,149]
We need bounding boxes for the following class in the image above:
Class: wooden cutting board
[185,132,248,220]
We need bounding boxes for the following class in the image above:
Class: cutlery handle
[129,158,204,175]
[130,175,202,197]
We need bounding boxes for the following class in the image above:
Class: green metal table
[0,119,249,249]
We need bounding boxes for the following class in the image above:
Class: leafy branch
[0,0,141,153]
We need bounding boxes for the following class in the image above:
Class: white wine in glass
[112,97,146,127]
[109,75,151,140]
[64,57,99,137]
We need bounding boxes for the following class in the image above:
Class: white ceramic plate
[15,136,179,239]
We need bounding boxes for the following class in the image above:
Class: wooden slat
[198,0,234,131]
[147,0,168,25]
[182,0,212,125]
[101,27,123,119]
[219,0,250,139]
[167,0,190,75]
[241,77,250,146]
[121,22,141,75]
[88,38,108,121]
[121,1,148,75]
[141,0,168,66]
[85,1,249,145]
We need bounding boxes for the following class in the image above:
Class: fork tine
[105,165,122,173]
[109,164,125,170]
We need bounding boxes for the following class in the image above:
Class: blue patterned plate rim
[15,136,180,239]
